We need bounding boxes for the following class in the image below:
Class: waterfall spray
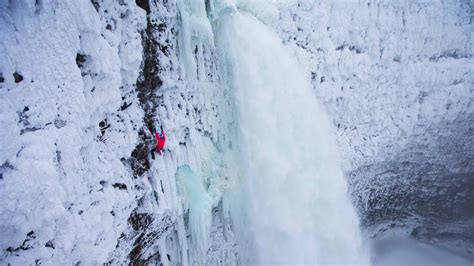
[211,2,369,265]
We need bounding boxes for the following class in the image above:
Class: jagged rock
[13,72,23,83]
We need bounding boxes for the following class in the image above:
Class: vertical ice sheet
[212,5,369,265]
[176,165,212,265]
[174,1,239,264]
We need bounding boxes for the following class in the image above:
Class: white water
[212,2,369,265]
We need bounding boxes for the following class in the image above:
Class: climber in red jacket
[151,126,166,159]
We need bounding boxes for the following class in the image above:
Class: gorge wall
[0,0,472,264]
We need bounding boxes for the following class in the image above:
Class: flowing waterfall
[211,2,369,265]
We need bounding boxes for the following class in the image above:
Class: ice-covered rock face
[0,0,148,264]
[1,0,237,264]
[268,0,473,256]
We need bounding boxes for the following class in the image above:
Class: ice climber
[150,125,166,159]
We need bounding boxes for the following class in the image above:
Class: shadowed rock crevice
[13,72,23,83]
[113,205,175,265]
[128,0,165,177]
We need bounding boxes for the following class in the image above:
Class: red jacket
[155,130,166,151]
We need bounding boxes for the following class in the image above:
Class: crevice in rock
[128,0,166,177]
[13,72,23,83]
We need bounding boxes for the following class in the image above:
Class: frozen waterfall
[176,0,370,264]
[211,2,369,265]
